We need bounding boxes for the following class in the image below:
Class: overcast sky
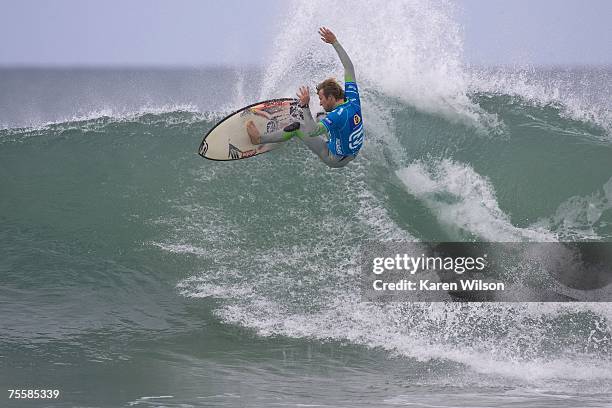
[0,0,610,67]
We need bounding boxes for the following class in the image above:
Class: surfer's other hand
[297,86,310,107]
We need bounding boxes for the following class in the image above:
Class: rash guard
[320,80,364,156]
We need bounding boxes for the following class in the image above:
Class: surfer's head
[316,78,344,112]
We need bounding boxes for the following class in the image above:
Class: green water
[1,63,611,407]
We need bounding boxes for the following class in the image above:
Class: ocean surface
[2,2,612,407]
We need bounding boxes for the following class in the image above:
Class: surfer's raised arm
[318,27,356,83]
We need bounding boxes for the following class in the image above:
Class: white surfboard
[198,98,304,161]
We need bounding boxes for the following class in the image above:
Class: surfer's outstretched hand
[297,86,310,107]
[318,27,337,44]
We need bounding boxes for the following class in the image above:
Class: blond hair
[316,78,344,100]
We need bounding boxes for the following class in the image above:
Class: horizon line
[1,63,611,70]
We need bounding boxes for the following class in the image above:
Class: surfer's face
[318,90,337,113]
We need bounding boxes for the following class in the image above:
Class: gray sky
[0,0,610,67]
[460,0,612,66]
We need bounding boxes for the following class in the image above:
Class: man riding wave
[247,27,364,168]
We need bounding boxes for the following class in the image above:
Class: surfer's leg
[297,123,354,168]
[260,130,292,143]
[299,136,353,168]
[247,120,293,144]
[247,116,353,168]
[295,106,354,168]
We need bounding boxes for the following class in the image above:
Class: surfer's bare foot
[246,120,261,144]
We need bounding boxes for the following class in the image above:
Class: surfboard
[198,98,304,161]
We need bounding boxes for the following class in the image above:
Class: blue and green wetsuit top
[320,81,364,157]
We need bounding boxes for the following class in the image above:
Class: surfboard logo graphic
[289,103,304,120]
[199,141,209,156]
[228,143,241,159]
[267,119,278,133]
[241,148,258,158]
[228,143,258,159]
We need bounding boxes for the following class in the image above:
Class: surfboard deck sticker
[199,98,304,161]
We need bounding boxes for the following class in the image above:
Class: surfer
[247,27,364,168]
